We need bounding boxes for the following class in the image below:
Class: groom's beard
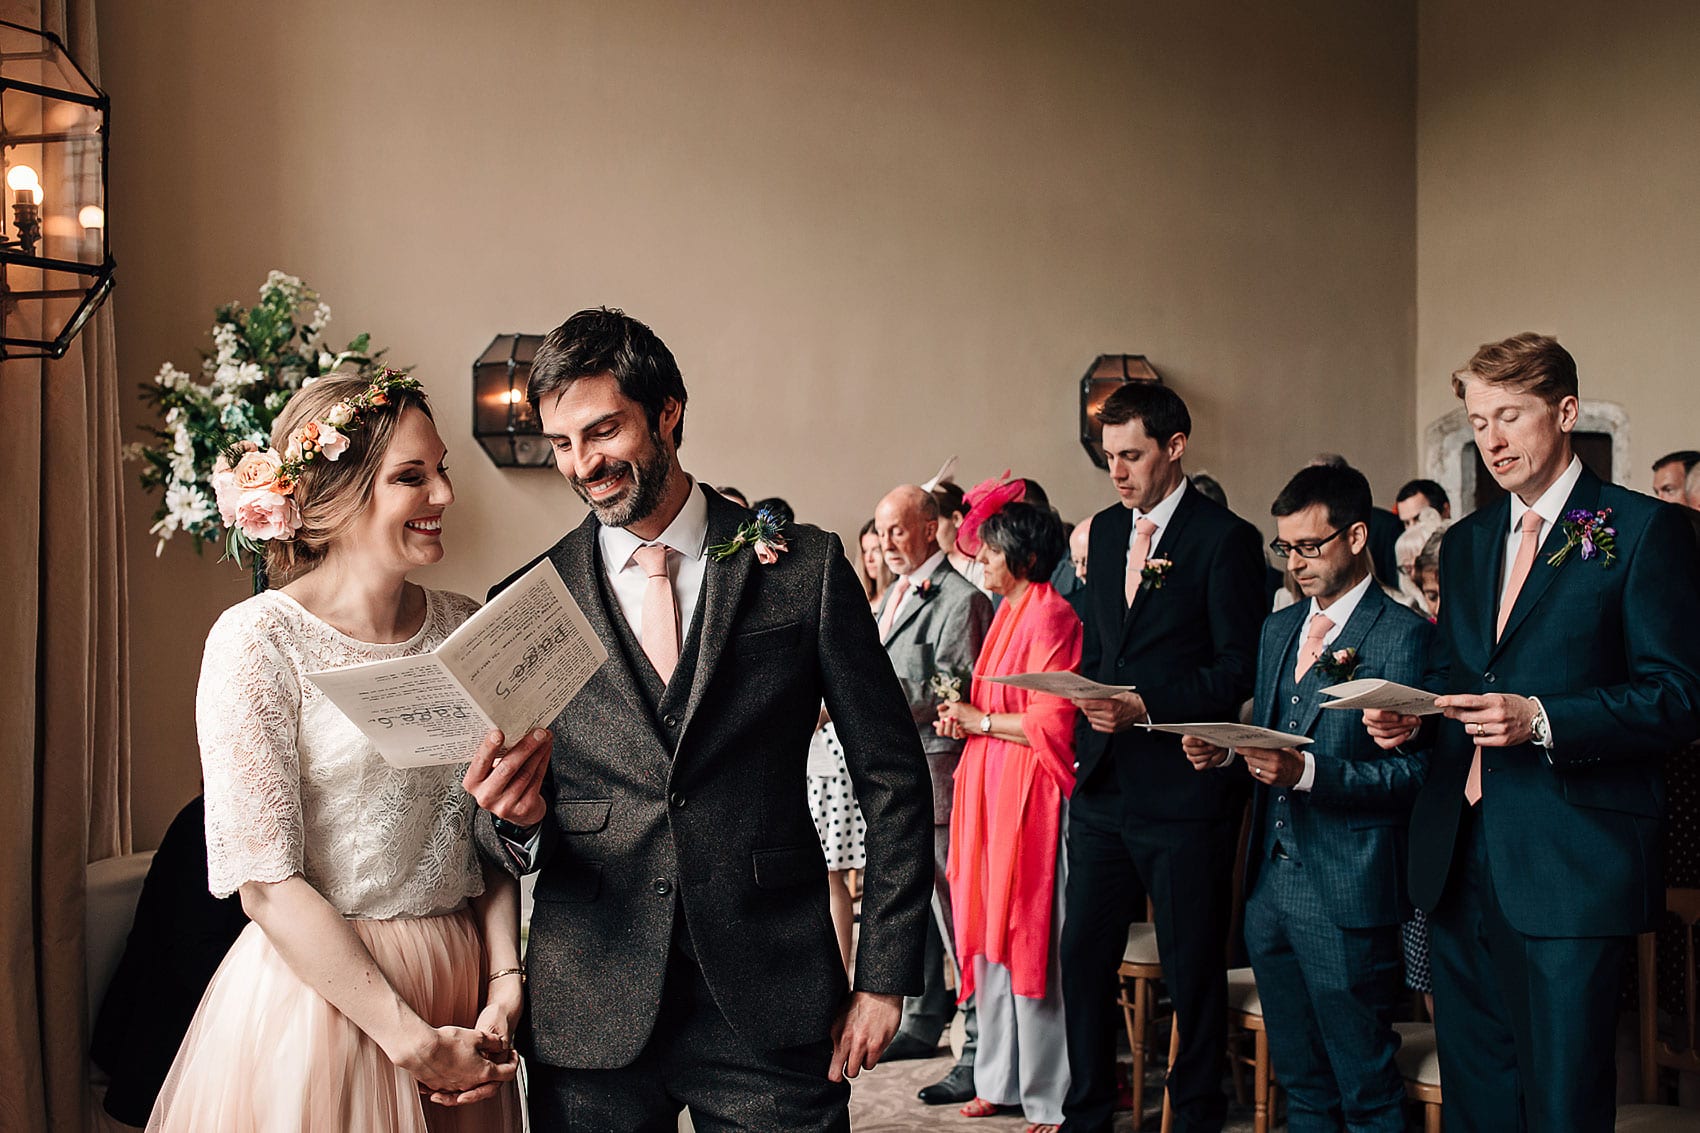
[572,432,673,529]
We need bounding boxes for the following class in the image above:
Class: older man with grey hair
[871,484,994,1104]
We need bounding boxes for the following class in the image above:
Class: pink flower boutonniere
[709,508,790,564]
[1548,507,1617,568]
[1314,647,1360,682]
[1139,557,1174,592]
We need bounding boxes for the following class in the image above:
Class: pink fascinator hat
[953,473,1027,557]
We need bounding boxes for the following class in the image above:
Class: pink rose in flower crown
[315,424,350,461]
[233,449,284,491]
[233,489,302,542]
[211,455,242,525]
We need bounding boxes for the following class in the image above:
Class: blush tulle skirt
[147,908,520,1132]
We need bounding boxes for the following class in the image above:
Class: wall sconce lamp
[472,333,555,467]
[0,18,114,360]
[1079,354,1164,468]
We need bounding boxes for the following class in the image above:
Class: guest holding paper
[1182,463,1435,1133]
[935,499,1080,1130]
[1061,383,1265,1133]
[1365,333,1700,1132]
[150,372,528,1131]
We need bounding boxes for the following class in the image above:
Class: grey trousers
[898,822,977,1063]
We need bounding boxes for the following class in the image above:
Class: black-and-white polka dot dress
[807,722,867,872]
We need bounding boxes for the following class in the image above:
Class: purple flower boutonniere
[1547,507,1616,569]
[708,508,789,564]
[1139,557,1174,592]
[1315,647,1360,682]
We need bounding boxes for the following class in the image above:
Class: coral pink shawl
[947,582,1081,1001]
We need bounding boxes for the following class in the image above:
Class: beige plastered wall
[101,0,1418,847]
[1415,0,1700,487]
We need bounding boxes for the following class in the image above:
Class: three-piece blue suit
[1242,581,1435,1132]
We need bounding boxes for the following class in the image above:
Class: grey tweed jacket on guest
[475,485,934,1070]
[876,558,993,824]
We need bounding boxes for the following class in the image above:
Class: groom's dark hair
[1271,463,1373,531]
[529,307,688,447]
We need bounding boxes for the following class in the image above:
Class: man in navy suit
[1060,383,1266,1133]
[1184,463,1434,1133]
[1365,333,1700,1132]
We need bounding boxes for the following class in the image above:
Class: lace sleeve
[196,604,305,899]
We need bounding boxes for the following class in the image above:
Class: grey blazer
[476,486,934,1069]
[1246,583,1436,928]
[876,558,994,824]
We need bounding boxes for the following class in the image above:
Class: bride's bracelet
[488,966,526,985]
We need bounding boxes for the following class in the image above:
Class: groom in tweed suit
[464,308,933,1131]
[1185,463,1435,1133]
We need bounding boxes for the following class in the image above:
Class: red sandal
[959,1097,1008,1118]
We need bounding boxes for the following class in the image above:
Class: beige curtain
[0,1,130,1130]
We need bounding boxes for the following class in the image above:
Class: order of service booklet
[306,558,608,768]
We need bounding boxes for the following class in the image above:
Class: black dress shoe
[917,1062,976,1104]
[880,1032,943,1061]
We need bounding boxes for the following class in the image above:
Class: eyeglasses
[1269,527,1348,559]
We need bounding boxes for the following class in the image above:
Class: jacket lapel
[1297,586,1384,738]
[1467,495,1511,662]
[1257,607,1304,730]
[556,513,664,750]
[1491,467,1603,658]
[1119,485,1199,651]
[681,487,755,730]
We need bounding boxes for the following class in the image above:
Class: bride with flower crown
[148,372,544,1131]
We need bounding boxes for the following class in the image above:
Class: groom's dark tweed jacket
[476,485,933,1069]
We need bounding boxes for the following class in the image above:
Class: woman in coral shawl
[936,486,1080,1133]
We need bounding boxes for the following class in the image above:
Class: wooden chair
[1639,887,1700,1100]
[1157,970,1276,1133]
[1392,1021,1442,1133]
[1116,920,1167,1127]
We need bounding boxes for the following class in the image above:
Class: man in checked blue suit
[1184,463,1435,1132]
[1366,333,1700,1132]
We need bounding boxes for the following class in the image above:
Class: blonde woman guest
[150,373,530,1132]
[937,494,1080,1132]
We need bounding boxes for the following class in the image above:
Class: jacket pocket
[556,799,612,833]
[752,844,826,890]
[1560,776,1662,819]
[732,622,802,656]
[1347,814,1402,830]
[533,861,602,903]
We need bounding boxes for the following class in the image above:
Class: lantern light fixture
[1079,353,1164,469]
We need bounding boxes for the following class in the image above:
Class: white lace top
[197,587,487,919]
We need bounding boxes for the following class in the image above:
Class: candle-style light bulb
[79,205,105,229]
[6,165,39,192]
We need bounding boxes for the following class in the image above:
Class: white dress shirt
[883,549,947,633]
[597,477,710,642]
[1126,476,1189,558]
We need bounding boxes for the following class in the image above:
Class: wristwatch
[979,713,994,734]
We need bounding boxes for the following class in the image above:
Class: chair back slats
[1643,888,1700,1102]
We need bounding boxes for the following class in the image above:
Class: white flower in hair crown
[212,368,424,546]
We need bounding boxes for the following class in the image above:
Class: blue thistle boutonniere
[1314,647,1360,682]
[1547,507,1616,568]
[708,507,789,564]
[1139,557,1174,592]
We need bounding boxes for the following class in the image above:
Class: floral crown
[212,367,424,545]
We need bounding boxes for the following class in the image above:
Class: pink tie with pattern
[633,543,679,683]
[1466,510,1546,804]
[1295,613,1335,684]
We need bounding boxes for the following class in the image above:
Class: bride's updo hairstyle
[263,373,433,581]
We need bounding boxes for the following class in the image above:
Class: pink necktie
[1294,613,1335,683]
[633,543,679,682]
[1124,517,1158,606]
[1467,510,1546,804]
[879,578,911,641]
[1495,510,1545,641]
